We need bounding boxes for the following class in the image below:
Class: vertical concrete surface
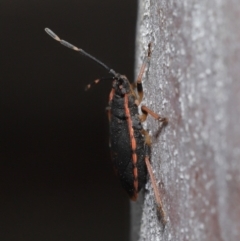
[132,0,240,240]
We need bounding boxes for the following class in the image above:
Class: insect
[45,28,168,224]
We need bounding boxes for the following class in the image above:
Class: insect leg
[144,144,166,225]
[140,105,168,124]
[135,43,152,103]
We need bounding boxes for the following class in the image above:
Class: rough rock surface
[131,1,240,240]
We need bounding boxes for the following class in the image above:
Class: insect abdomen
[109,94,147,199]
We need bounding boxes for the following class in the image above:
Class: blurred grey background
[0,1,137,240]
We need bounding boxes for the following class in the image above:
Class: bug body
[45,28,167,224]
[108,76,148,200]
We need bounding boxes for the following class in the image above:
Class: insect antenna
[45,28,116,76]
[84,76,115,91]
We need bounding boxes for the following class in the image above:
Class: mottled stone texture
[132,0,240,240]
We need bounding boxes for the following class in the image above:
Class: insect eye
[118,78,124,84]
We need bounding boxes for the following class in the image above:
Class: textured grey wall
[132,0,240,240]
